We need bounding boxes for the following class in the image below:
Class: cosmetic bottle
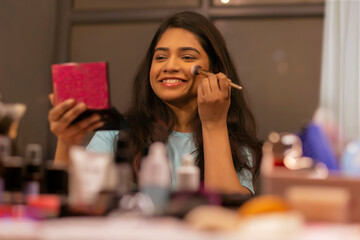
[139,142,171,215]
[43,161,68,217]
[176,154,200,192]
[3,156,24,205]
[0,135,11,158]
[24,144,42,196]
[341,140,360,176]
[115,130,133,196]
[93,131,134,215]
[26,161,68,219]
[0,135,11,203]
[104,131,133,214]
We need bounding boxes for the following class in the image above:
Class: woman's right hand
[48,94,104,146]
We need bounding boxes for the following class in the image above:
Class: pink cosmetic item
[190,64,242,90]
[52,62,110,109]
[51,62,127,130]
[26,194,61,219]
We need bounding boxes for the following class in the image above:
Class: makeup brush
[190,64,242,90]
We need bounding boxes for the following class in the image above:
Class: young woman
[48,11,261,195]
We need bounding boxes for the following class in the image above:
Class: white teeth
[162,79,183,83]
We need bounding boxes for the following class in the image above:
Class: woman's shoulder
[93,130,119,138]
[86,130,119,154]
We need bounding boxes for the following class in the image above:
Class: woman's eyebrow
[179,47,200,54]
[154,47,200,54]
[154,47,169,52]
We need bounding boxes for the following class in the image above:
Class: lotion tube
[69,146,112,208]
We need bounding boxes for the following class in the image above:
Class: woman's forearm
[54,140,70,166]
[202,123,251,194]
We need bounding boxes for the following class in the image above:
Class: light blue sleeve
[237,148,255,195]
[86,130,119,154]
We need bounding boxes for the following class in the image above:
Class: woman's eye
[155,55,167,61]
[182,55,196,60]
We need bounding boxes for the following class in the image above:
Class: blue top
[87,130,254,194]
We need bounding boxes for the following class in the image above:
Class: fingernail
[78,102,86,108]
[65,98,75,104]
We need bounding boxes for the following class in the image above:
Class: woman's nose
[163,56,180,73]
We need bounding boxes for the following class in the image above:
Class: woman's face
[150,28,210,107]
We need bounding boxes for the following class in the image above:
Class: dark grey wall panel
[70,22,160,113]
[216,18,323,139]
[0,0,57,158]
[0,0,324,160]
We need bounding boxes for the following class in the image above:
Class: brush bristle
[190,64,201,76]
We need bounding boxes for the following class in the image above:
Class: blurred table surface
[0,215,359,240]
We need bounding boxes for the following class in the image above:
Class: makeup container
[261,132,329,179]
[341,139,360,176]
[115,130,133,196]
[68,146,112,214]
[0,135,11,203]
[3,156,25,205]
[267,132,303,167]
[176,154,200,192]
[28,161,68,219]
[0,135,11,158]
[299,123,338,170]
[104,131,134,215]
[24,144,42,196]
[44,162,68,197]
[139,142,171,215]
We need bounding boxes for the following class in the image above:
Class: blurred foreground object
[266,132,302,167]
[262,132,328,178]
[0,100,26,139]
[139,142,171,216]
[299,123,338,170]
[313,108,343,157]
[68,146,113,215]
[176,154,200,192]
[261,131,360,222]
[236,194,303,239]
[285,186,350,222]
[184,205,238,231]
[238,194,289,217]
[341,140,360,176]
[0,99,26,205]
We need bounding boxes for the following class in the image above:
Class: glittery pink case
[51,62,110,109]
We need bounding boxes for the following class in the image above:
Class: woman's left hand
[197,72,231,129]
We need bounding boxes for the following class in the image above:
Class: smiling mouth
[160,79,186,83]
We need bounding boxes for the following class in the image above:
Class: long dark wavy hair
[124,11,261,185]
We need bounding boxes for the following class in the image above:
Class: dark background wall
[0,0,57,158]
[0,0,323,161]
